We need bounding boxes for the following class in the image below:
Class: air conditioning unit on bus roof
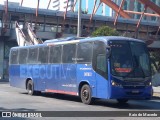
[44,36,85,44]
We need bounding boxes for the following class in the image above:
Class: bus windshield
[109,40,151,78]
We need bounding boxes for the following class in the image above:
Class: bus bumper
[110,86,153,100]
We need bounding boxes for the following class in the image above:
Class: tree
[92,26,119,37]
[150,50,160,73]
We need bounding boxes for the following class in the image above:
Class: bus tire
[27,80,36,95]
[80,84,93,105]
[117,99,128,103]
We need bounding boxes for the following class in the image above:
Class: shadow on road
[21,92,160,110]
[41,92,82,103]
[92,99,160,110]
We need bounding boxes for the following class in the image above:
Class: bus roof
[11,36,145,49]
[45,36,145,46]
[44,36,85,43]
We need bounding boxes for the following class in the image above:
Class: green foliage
[74,9,88,14]
[92,26,119,37]
[150,51,160,74]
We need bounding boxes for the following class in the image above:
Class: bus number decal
[84,72,92,77]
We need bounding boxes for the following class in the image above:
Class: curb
[153,92,160,98]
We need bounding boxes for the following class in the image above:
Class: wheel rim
[82,89,89,101]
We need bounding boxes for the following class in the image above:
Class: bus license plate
[132,90,139,93]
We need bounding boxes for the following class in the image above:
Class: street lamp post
[77,0,81,37]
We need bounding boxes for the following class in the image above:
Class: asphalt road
[0,82,160,120]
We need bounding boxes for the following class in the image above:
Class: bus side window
[19,49,28,64]
[93,41,108,79]
[38,47,49,64]
[49,46,62,63]
[62,44,76,63]
[28,47,38,64]
[10,49,18,65]
[96,54,107,78]
[77,42,93,63]
[97,54,106,71]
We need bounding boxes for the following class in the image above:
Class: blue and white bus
[9,36,152,104]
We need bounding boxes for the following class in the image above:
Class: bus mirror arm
[106,46,111,58]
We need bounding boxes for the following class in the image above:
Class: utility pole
[77,0,81,37]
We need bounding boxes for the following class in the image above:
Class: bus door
[93,41,109,99]
[95,54,109,99]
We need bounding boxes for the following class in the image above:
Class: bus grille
[123,85,145,89]
[126,91,143,95]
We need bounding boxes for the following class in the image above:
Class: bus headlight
[111,80,122,87]
[146,82,152,86]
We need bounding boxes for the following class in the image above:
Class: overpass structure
[0,0,159,80]
[0,4,159,40]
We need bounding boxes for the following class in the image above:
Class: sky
[0,0,112,16]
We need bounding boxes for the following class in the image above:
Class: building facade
[52,0,74,11]
[52,0,112,16]
[113,0,160,21]
[79,0,112,16]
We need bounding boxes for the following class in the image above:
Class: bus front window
[109,41,151,78]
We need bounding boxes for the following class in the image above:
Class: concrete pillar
[0,40,4,79]
[23,14,26,29]
[43,15,46,32]
[56,17,59,33]
[147,25,149,40]
[93,20,96,31]
[69,18,72,33]
[8,13,11,29]
[126,23,128,37]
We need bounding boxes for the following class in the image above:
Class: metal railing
[26,22,43,44]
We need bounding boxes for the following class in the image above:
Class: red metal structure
[114,0,125,26]
[47,0,52,9]
[134,5,148,38]
[63,0,69,25]
[87,0,98,32]
[138,0,160,15]
[101,0,131,19]
[72,0,77,12]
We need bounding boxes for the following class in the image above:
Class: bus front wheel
[27,80,36,95]
[80,84,93,105]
